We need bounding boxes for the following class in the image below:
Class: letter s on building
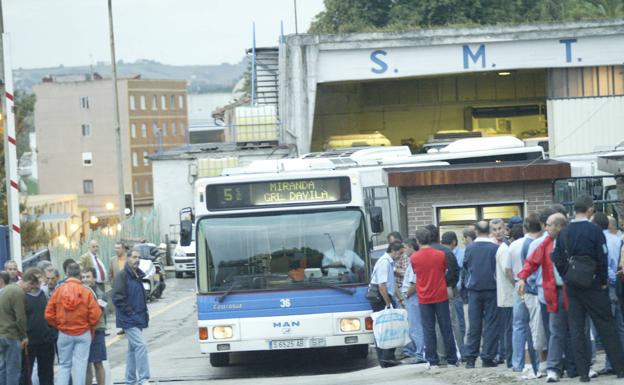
[370,50,388,74]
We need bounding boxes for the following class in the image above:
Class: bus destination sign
[205,177,352,210]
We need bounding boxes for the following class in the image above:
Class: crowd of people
[368,195,624,383]
[0,241,151,385]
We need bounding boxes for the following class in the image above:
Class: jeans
[524,293,547,352]
[546,288,578,376]
[567,286,624,377]
[604,286,624,371]
[56,330,91,385]
[454,295,466,344]
[497,306,513,366]
[435,290,464,362]
[124,328,151,385]
[464,290,498,362]
[402,294,425,360]
[512,293,538,372]
[420,300,457,366]
[0,336,21,385]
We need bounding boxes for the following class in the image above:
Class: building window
[170,95,175,110]
[161,95,167,110]
[171,121,177,136]
[81,124,91,137]
[152,122,159,137]
[162,122,168,136]
[80,96,90,109]
[83,180,94,194]
[130,95,136,111]
[180,122,186,137]
[145,179,151,194]
[131,123,137,138]
[178,95,184,109]
[134,180,140,195]
[143,151,149,166]
[132,152,138,167]
[141,123,147,138]
[82,152,93,166]
[140,95,146,110]
[437,203,523,246]
[152,95,158,111]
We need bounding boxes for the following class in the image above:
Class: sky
[4,0,326,69]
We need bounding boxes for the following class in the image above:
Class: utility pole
[107,0,125,221]
[294,0,299,34]
[0,0,22,269]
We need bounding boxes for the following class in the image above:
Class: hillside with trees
[309,0,624,34]
[14,59,246,94]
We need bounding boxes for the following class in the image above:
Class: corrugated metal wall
[548,96,624,157]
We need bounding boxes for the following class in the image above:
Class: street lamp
[105,202,115,211]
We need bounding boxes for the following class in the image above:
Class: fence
[48,208,160,277]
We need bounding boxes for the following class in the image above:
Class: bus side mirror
[369,206,384,234]
[180,220,193,246]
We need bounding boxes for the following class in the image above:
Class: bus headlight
[340,318,361,332]
[212,326,233,339]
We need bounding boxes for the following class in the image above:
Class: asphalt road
[100,277,623,385]
[104,276,393,384]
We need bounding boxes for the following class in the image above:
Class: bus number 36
[279,299,291,308]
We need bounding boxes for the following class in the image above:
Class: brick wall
[405,181,553,236]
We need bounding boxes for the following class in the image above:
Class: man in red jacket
[517,213,575,382]
[45,263,101,385]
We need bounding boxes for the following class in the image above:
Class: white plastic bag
[371,306,410,349]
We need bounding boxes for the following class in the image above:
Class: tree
[20,204,54,253]
[0,91,50,252]
[308,0,622,34]
[586,0,624,17]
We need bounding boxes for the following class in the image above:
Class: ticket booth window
[437,203,523,247]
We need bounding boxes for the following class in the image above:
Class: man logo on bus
[273,321,300,328]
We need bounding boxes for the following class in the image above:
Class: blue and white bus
[179,137,544,367]
[180,167,385,367]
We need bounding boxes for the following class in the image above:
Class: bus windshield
[196,209,369,293]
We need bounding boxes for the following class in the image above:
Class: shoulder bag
[366,283,382,303]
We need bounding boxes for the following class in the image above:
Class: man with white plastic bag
[411,228,458,368]
[367,241,405,368]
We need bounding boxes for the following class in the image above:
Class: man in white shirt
[506,214,541,378]
[322,238,365,274]
[492,218,514,367]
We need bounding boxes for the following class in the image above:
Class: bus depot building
[382,160,571,238]
[278,20,624,160]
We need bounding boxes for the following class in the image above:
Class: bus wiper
[216,281,238,303]
[308,279,356,295]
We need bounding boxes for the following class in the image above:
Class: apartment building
[34,75,188,216]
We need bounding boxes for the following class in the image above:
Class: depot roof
[384,159,571,187]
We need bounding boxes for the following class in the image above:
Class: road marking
[106,294,195,347]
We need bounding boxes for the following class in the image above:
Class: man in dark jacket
[552,195,624,381]
[463,220,500,369]
[113,247,150,385]
[22,269,55,385]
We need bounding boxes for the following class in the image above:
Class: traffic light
[124,193,134,216]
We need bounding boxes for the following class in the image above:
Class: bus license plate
[270,339,304,350]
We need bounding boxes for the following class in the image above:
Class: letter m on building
[463,44,486,69]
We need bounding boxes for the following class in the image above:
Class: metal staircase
[249,47,279,107]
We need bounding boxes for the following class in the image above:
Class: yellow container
[325,132,391,149]
[198,156,239,177]
[234,106,279,142]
